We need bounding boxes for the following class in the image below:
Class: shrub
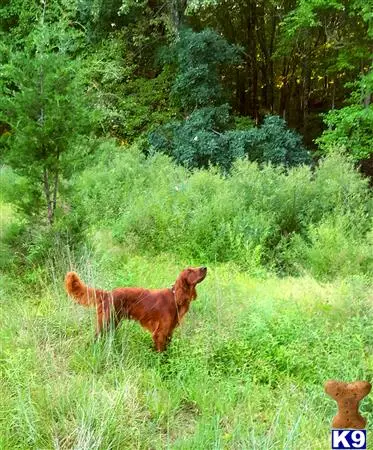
[226,115,312,167]
[149,105,236,171]
[69,143,372,279]
[150,114,312,171]
[286,216,373,279]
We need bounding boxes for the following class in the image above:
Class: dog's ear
[174,271,190,306]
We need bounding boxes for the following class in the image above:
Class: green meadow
[1,157,372,448]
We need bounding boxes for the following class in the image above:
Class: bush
[227,115,312,167]
[149,105,236,171]
[150,114,312,172]
[286,216,373,279]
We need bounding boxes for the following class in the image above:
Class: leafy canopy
[168,27,241,111]
[317,70,373,160]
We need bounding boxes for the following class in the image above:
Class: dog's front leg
[152,330,168,352]
[166,332,173,347]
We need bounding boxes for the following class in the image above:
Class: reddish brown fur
[64,267,207,351]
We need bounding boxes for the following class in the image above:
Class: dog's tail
[65,271,103,306]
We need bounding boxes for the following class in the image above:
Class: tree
[150,28,310,170]
[149,28,240,170]
[316,70,373,160]
[0,20,90,224]
[168,27,240,112]
[187,0,373,143]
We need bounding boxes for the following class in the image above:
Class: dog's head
[174,266,207,306]
[181,266,207,286]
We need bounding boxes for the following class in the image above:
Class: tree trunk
[43,163,59,226]
[247,1,259,122]
[52,152,60,222]
[363,64,372,108]
[170,0,188,36]
[52,170,58,222]
[43,168,53,225]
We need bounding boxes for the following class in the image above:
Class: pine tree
[0,5,90,224]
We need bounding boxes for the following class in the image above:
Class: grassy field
[1,248,372,449]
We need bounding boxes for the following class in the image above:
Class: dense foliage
[3,143,369,280]
[69,144,372,279]
[150,112,312,170]
[0,0,372,269]
[149,29,311,170]
[317,70,373,159]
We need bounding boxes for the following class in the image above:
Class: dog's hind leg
[95,301,111,338]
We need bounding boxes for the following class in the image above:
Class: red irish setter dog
[65,267,207,351]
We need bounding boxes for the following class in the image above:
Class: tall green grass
[1,147,373,448]
[2,144,372,280]
[1,252,372,449]
[1,146,373,448]
[68,142,373,280]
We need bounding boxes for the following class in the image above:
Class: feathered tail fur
[65,271,102,307]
